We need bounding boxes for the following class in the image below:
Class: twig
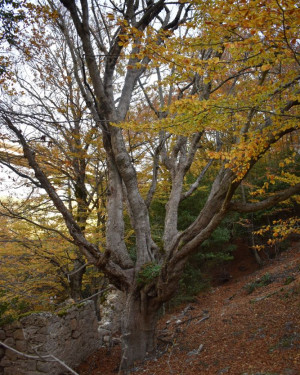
[77,286,111,303]
[49,354,79,375]
[166,340,175,374]
[0,341,53,360]
[66,262,90,277]
[177,314,210,326]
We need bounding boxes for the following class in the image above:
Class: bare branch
[2,115,100,260]
[0,204,74,243]
[138,78,160,116]
[180,159,213,201]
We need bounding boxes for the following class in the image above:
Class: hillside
[77,242,300,375]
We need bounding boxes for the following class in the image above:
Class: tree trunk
[241,185,263,266]
[119,292,159,371]
[69,258,86,301]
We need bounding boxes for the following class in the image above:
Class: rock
[3,367,26,375]
[0,347,5,360]
[36,361,51,373]
[284,368,299,375]
[218,367,230,374]
[0,331,5,341]
[284,321,294,332]
[112,337,121,346]
[13,329,25,340]
[3,338,14,347]
[98,328,111,336]
[14,340,27,352]
[100,288,125,334]
[71,330,81,339]
[103,335,111,343]
[187,344,203,356]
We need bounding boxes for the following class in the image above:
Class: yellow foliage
[253,217,300,250]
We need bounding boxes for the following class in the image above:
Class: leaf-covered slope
[78,241,300,375]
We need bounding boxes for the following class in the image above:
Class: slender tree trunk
[119,292,159,370]
[249,218,263,266]
[241,184,263,266]
[69,258,86,301]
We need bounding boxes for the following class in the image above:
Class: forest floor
[77,242,300,375]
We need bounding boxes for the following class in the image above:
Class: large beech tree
[1,0,299,370]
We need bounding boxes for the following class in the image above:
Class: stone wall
[0,301,101,375]
[99,289,125,334]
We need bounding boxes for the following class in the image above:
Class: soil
[77,241,300,375]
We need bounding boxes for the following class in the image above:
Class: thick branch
[0,159,42,188]
[60,0,114,119]
[180,159,213,201]
[3,116,99,259]
[2,115,132,288]
[229,183,300,213]
[145,147,160,208]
